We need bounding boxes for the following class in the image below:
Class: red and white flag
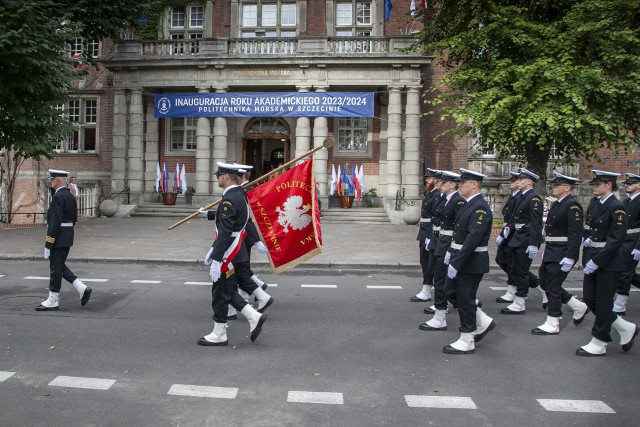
[247,158,322,274]
[71,53,83,69]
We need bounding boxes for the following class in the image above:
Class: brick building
[5,0,638,226]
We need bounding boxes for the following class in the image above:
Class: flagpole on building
[168,137,335,230]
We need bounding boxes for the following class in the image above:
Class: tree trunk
[525,140,549,197]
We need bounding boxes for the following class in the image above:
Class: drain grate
[0,296,45,306]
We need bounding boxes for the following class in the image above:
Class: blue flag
[342,165,350,196]
[385,0,393,22]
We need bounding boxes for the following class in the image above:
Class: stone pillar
[143,96,159,200]
[404,86,421,199]
[127,88,144,202]
[111,88,127,194]
[313,87,329,196]
[204,1,214,38]
[386,87,403,199]
[212,87,228,197]
[295,86,311,162]
[195,87,212,196]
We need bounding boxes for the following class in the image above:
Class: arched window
[244,117,290,139]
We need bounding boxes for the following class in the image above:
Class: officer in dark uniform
[501,168,544,315]
[442,168,494,354]
[411,168,441,302]
[495,172,521,303]
[422,171,447,313]
[36,170,91,311]
[531,172,589,335]
[613,173,640,315]
[198,163,267,346]
[578,170,639,356]
[420,171,465,331]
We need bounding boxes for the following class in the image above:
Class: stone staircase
[131,202,391,224]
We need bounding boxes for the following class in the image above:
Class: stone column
[127,88,144,202]
[195,87,212,196]
[143,96,159,200]
[313,87,329,196]
[111,88,127,194]
[294,86,311,162]
[212,87,228,197]
[386,87,403,199]
[404,86,421,199]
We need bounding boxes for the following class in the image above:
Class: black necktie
[624,198,630,207]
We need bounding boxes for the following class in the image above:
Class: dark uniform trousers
[617,197,640,296]
[419,242,431,285]
[433,193,466,310]
[496,192,519,286]
[538,262,573,318]
[445,194,492,333]
[49,247,77,293]
[211,270,249,323]
[235,261,259,295]
[424,193,446,286]
[582,195,627,342]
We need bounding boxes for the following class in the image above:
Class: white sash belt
[439,229,454,237]
[61,223,74,227]
[515,223,526,230]
[451,242,488,252]
[545,236,568,242]
[432,226,441,232]
[590,242,606,248]
[420,218,431,223]
[628,228,640,234]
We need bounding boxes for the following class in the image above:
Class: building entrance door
[241,117,291,177]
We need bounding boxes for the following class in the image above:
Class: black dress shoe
[496,296,513,303]
[197,337,228,346]
[500,307,525,315]
[262,283,269,291]
[81,287,92,307]
[442,345,474,354]
[531,327,559,336]
[614,311,626,317]
[474,320,495,343]
[622,327,639,352]
[228,314,237,320]
[542,302,548,310]
[575,347,605,357]
[35,305,59,311]
[257,297,274,313]
[419,323,447,331]
[423,306,435,314]
[573,308,590,326]
[476,300,483,308]
[410,296,430,302]
[250,314,267,342]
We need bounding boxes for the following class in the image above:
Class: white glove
[503,226,510,239]
[447,265,458,279]
[632,249,640,261]
[444,251,451,265]
[44,248,50,260]
[583,259,598,275]
[198,207,208,218]
[496,235,504,246]
[204,247,214,266]
[526,245,538,260]
[210,260,222,282]
[255,241,268,254]
[559,257,575,273]
[425,238,430,249]
[582,238,591,248]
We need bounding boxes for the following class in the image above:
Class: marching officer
[501,168,544,315]
[578,170,639,356]
[443,168,494,354]
[198,163,267,346]
[531,172,589,335]
[613,173,640,315]
[422,172,447,313]
[411,168,441,303]
[420,171,465,331]
[495,171,521,303]
[36,170,91,311]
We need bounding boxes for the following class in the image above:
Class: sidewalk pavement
[0,216,536,271]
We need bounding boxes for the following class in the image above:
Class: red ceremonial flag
[247,158,322,274]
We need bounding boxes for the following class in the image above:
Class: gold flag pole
[168,136,335,230]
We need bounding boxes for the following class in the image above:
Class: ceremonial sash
[216,199,251,272]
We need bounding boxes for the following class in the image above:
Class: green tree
[0,0,147,159]
[411,0,640,184]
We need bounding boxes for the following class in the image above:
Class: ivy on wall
[133,0,197,40]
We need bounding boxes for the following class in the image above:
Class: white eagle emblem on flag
[276,195,312,233]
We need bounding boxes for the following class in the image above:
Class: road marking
[185,281,211,286]
[537,399,615,413]
[264,284,278,287]
[0,275,5,278]
[405,395,477,409]
[131,280,161,284]
[287,391,343,405]
[23,276,108,282]
[301,284,337,288]
[24,276,50,280]
[168,384,238,399]
[490,286,638,293]
[79,278,109,282]
[0,371,16,382]
[49,376,116,390]
[367,285,402,289]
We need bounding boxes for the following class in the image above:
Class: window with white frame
[169,4,205,39]
[241,1,297,38]
[170,118,198,151]
[335,1,372,36]
[55,98,98,153]
[337,117,369,154]
[69,38,100,58]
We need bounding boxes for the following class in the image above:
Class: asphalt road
[1,261,639,426]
